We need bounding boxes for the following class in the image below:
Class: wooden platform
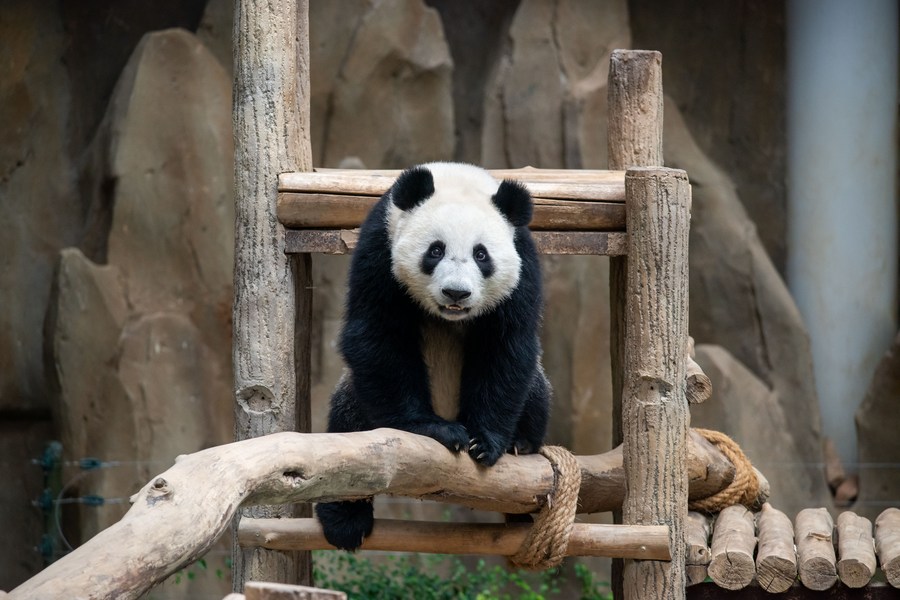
[278,168,628,256]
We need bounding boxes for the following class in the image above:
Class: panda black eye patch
[473,244,495,278]
[421,241,445,275]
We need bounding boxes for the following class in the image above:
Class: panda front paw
[410,420,470,453]
[508,438,540,456]
[467,432,506,466]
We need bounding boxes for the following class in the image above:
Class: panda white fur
[315,162,551,551]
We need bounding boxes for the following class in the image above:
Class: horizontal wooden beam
[277,193,625,231]
[284,230,628,256]
[239,518,671,561]
[278,167,626,202]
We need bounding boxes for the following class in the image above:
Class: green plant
[313,552,612,600]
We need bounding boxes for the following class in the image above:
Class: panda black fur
[315,162,551,551]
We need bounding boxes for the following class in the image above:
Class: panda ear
[492,179,533,227]
[391,166,435,211]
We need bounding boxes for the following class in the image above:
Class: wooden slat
[278,168,626,201]
[277,193,625,230]
[284,229,627,256]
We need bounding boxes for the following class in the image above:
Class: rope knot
[509,445,581,570]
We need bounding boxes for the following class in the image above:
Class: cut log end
[756,557,797,593]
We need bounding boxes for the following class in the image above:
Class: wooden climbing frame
[231,0,691,598]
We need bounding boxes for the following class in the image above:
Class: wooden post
[607,49,664,599]
[621,167,690,599]
[233,0,314,589]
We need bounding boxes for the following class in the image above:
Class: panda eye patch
[473,244,495,278]
[421,241,445,275]
[473,247,489,262]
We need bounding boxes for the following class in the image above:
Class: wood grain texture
[232,0,313,587]
[244,581,346,600]
[795,508,837,591]
[836,511,875,588]
[7,428,753,600]
[276,193,626,230]
[875,508,900,587]
[621,167,690,600]
[278,168,626,201]
[283,230,628,256]
[606,50,664,600]
[239,518,671,560]
[756,503,798,593]
[708,505,757,590]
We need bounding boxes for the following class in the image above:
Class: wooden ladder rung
[238,517,670,561]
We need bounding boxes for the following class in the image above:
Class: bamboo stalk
[756,503,797,593]
[708,505,757,590]
[796,508,837,591]
[238,518,671,561]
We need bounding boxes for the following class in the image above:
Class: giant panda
[315,162,551,551]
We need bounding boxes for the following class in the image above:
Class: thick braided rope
[689,428,759,512]
[509,445,581,570]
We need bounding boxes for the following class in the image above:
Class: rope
[689,428,759,512]
[509,445,581,571]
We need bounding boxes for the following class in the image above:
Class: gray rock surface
[52,29,234,543]
[693,344,831,515]
[856,331,900,520]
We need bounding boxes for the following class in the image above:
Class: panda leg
[509,370,551,456]
[316,374,375,551]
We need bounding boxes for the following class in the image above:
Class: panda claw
[477,452,486,461]
[470,443,479,451]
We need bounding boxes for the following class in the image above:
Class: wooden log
[621,165,690,599]
[7,428,759,600]
[232,0,313,587]
[686,511,711,566]
[835,511,875,588]
[606,49,664,599]
[708,505,757,590]
[276,192,626,230]
[278,168,626,201]
[239,518,671,561]
[875,507,900,587]
[795,508,837,591]
[244,582,346,600]
[283,229,629,256]
[756,502,798,593]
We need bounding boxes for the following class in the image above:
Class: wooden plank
[284,230,627,256]
[278,169,626,201]
[244,581,346,600]
[238,518,671,561]
[277,193,626,230]
[687,582,899,599]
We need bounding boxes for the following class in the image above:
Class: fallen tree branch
[9,428,763,599]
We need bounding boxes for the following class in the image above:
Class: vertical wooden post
[233,0,313,589]
[607,49,664,599]
[622,167,690,599]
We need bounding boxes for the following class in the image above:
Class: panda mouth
[439,304,471,318]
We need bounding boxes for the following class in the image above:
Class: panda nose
[442,288,471,303]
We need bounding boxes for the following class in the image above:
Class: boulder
[856,331,900,520]
[693,345,831,515]
[321,0,454,168]
[52,29,234,544]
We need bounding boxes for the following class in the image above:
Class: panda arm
[458,233,543,466]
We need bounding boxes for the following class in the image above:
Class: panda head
[387,162,532,321]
